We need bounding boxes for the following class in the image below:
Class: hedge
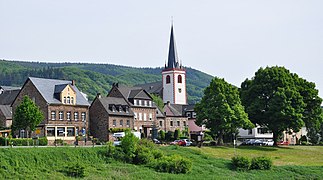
[0,137,48,146]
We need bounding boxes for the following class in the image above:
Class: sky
[1,1,323,96]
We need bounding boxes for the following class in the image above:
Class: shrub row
[0,137,48,146]
[106,130,191,174]
[232,156,272,171]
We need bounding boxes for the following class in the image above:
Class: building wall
[89,98,110,141]
[165,116,188,132]
[12,80,48,124]
[132,107,156,131]
[162,69,186,105]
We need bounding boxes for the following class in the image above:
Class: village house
[11,77,90,145]
[89,93,134,142]
[0,86,21,136]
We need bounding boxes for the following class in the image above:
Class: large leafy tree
[12,95,44,136]
[294,75,323,144]
[195,77,254,145]
[240,66,321,145]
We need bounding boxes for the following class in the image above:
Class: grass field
[0,145,322,179]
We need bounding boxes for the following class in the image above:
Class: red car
[170,140,186,146]
[278,141,289,145]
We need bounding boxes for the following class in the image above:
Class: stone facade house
[90,94,134,142]
[107,84,158,138]
[12,77,90,144]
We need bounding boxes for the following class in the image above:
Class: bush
[158,130,165,141]
[231,156,250,171]
[0,137,48,146]
[133,146,154,165]
[154,155,192,174]
[65,163,86,178]
[251,157,272,170]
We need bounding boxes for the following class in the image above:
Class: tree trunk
[217,130,224,146]
[273,131,279,146]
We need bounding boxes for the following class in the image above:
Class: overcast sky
[1,1,323,96]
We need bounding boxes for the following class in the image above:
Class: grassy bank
[0,146,322,179]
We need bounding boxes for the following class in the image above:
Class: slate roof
[98,97,134,116]
[29,77,90,106]
[156,106,165,118]
[0,90,20,105]
[135,81,163,95]
[116,85,152,100]
[0,105,12,119]
[164,103,185,117]
[167,25,180,69]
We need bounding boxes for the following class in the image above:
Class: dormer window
[67,96,71,104]
[134,100,137,105]
[64,97,67,104]
[138,100,142,106]
[125,106,129,113]
[71,97,74,104]
[119,106,122,112]
[144,100,147,106]
[112,105,116,112]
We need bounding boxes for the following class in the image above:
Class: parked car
[153,139,161,144]
[278,141,289,145]
[254,139,265,146]
[263,140,274,146]
[170,140,180,145]
[182,139,192,146]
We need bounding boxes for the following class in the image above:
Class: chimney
[167,101,170,106]
[97,93,101,98]
[116,83,119,87]
[72,80,75,86]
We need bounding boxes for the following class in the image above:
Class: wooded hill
[0,60,213,103]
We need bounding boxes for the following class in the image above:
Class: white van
[113,132,141,146]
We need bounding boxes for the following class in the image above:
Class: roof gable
[28,77,89,106]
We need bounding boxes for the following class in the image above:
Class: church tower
[162,25,187,105]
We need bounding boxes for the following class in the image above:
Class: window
[186,112,191,117]
[76,127,79,136]
[120,120,123,126]
[159,121,163,127]
[170,121,173,127]
[192,112,196,118]
[64,97,66,104]
[144,100,147,106]
[166,75,171,84]
[51,111,56,120]
[119,106,122,112]
[248,129,252,135]
[112,105,116,112]
[126,120,130,126]
[138,100,142,106]
[59,111,64,120]
[67,127,75,136]
[47,127,55,136]
[134,100,137,105]
[125,106,129,113]
[74,112,79,121]
[81,112,86,122]
[67,112,71,121]
[178,88,182,93]
[57,127,65,137]
[67,96,71,104]
[139,113,142,120]
[177,121,180,126]
[71,97,74,104]
[143,113,147,121]
[178,75,182,83]
[113,120,116,126]
[134,113,137,120]
[183,121,186,127]
[149,113,152,120]
[147,101,150,107]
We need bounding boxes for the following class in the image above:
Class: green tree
[195,77,254,145]
[293,75,323,144]
[151,94,164,111]
[240,66,306,145]
[174,129,180,140]
[158,130,165,140]
[12,96,44,136]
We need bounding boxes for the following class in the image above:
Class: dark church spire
[166,25,180,69]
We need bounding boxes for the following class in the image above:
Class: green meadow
[0,146,322,179]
